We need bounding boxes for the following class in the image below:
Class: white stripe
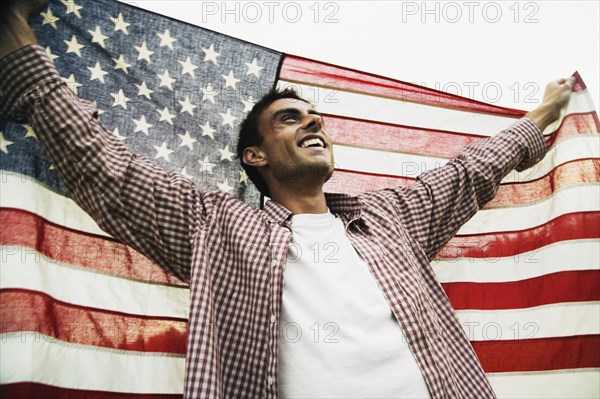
[456,302,600,340]
[458,184,600,235]
[488,369,600,399]
[0,246,189,318]
[2,171,597,239]
[278,81,596,136]
[0,171,109,237]
[333,144,446,178]
[333,135,599,181]
[432,239,600,283]
[0,333,184,393]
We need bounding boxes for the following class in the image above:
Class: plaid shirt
[0,45,547,399]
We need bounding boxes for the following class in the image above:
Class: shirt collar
[263,192,362,227]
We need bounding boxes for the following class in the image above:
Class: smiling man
[240,93,335,214]
[0,1,575,398]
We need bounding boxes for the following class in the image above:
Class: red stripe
[473,335,600,372]
[439,212,600,259]
[325,112,598,160]
[572,71,587,92]
[443,270,600,310]
[0,208,187,287]
[325,111,599,156]
[0,289,187,354]
[280,55,526,117]
[546,111,600,147]
[488,159,600,208]
[324,114,481,158]
[326,159,600,208]
[0,383,181,399]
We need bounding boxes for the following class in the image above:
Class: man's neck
[269,184,328,215]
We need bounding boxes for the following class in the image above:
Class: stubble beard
[269,157,334,189]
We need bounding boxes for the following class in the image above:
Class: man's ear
[242,146,267,168]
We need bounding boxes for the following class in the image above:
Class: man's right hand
[525,77,575,133]
[0,0,49,59]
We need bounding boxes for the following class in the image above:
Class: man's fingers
[557,76,576,88]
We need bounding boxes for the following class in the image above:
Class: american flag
[1,0,598,398]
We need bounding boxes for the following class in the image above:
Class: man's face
[254,98,334,187]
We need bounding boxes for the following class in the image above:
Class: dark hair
[237,87,308,197]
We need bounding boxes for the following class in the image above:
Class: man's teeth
[299,138,325,148]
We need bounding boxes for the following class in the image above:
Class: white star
[157,106,175,125]
[245,58,264,78]
[112,54,132,74]
[135,81,153,100]
[157,29,176,50]
[241,96,256,113]
[0,131,14,154]
[202,44,220,65]
[218,145,235,162]
[199,121,216,139]
[132,115,153,135]
[135,80,154,100]
[64,35,84,57]
[180,167,192,179]
[220,108,237,128]
[157,70,176,90]
[179,131,196,150]
[112,127,126,141]
[217,179,233,194]
[22,124,37,139]
[88,26,108,48]
[134,41,154,63]
[222,70,240,90]
[88,61,108,83]
[178,57,198,78]
[178,96,196,115]
[110,13,130,34]
[111,89,130,109]
[45,46,59,63]
[41,8,60,29]
[198,156,216,173]
[239,169,249,184]
[62,74,82,94]
[60,0,82,18]
[201,83,218,104]
[154,142,174,162]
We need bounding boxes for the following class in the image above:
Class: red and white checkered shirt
[0,46,547,399]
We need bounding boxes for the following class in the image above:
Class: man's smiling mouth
[298,137,325,148]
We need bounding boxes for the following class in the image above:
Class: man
[0,1,574,398]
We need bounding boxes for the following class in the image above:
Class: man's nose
[303,113,322,132]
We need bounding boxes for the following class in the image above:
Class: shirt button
[270,260,277,267]
[267,376,274,386]
[270,314,277,323]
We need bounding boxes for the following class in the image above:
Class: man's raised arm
[371,76,574,260]
[0,1,208,282]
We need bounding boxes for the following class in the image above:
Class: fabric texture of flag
[0,0,598,398]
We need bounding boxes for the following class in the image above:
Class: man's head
[237,87,334,197]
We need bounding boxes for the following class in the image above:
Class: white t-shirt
[278,211,431,398]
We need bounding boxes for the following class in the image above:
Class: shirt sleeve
[377,117,547,260]
[0,45,207,283]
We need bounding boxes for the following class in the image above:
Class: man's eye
[282,116,297,122]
